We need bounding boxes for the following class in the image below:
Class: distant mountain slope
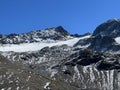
[0,54,76,90]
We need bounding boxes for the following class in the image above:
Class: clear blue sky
[0,0,120,34]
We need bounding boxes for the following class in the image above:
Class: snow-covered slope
[0,35,90,52]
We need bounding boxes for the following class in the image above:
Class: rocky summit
[0,26,70,44]
[89,18,120,52]
[1,19,120,90]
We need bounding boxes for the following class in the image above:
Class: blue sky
[0,0,120,34]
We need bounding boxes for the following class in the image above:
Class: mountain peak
[106,18,120,23]
[55,26,70,35]
[0,26,71,44]
[93,18,120,37]
[55,26,64,29]
[38,26,69,35]
[90,18,120,51]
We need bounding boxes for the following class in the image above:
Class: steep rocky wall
[58,65,120,90]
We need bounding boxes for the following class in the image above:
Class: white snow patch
[7,72,14,79]
[74,65,80,79]
[118,73,120,89]
[0,35,90,52]
[9,80,13,84]
[1,89,5,90]
[89,67,95,82]
[106,70,114,90]
[115,37,120,44]
[44,82,51,90]
[16,87,20,90]
[77,43,91,49]
[26,76,31,81]
[7,87,12,90]
[50,70,58,78]
[83,65,90,73]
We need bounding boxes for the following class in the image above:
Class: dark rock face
[55,26,70,36]
[96,60,120,70]
[56,49,120,90]
[71,32,91,37]
[89,35,117,51]
[74,37,91,47]
[93,19,120,37]
[89,19,120,51]
[65,49,103,66]
[63,49,120,70]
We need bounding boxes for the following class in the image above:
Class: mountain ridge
[1,18,120,90]
[89,18,120,52]
[0,26,71,44]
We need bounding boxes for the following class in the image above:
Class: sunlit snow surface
[115,37,120,44]
[0,35,90,52]
[44,82,51,89]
